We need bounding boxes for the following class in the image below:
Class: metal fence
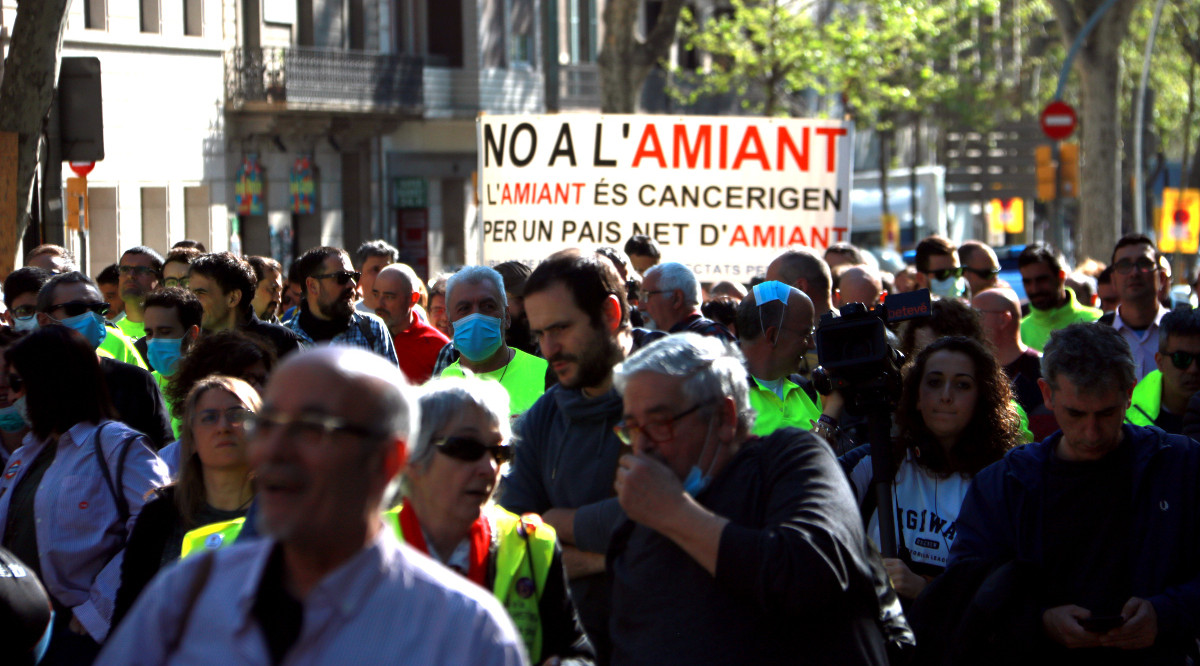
[226,46,424,113]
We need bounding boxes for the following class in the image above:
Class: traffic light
[1036,145,1055,202]
[1060,142,1079,198]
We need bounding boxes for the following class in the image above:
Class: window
[508,0,534,66]
[141,0,161,33]
[84,0,106,30]
[184,0,203,36]
[141,188,169,253]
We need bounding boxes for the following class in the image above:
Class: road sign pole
[1052,141,1065,255]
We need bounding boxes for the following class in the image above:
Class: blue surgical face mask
[147,336,186,377]
[12,315,38,333]
[57,311,108,349]
[453,313,504,363]
[930,275,967,300]
[683,419,719,497]
[0,397,26,432]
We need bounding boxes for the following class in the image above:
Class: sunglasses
[963,267,999,279]
[1114,258,1157,275]
[50,301,110,318]
[1169,351,1200,371]
[312,271,361,286]
[926,267,963,281]
[7,374,22,393]
[435,436,513,464]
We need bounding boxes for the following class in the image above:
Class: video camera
[812,289,932,411]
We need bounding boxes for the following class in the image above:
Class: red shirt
[394,317,450,385]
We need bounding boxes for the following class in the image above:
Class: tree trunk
[1048,0,1139,263]
[0,0,72,273]
[598,0,686,112]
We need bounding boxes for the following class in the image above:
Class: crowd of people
[0,230,1199,665]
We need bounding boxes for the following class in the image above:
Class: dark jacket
[99,358,174,449]
[950,424,1200,661]
[1180,391,1200,442]
[112,488,179,629]
[607,429,890,665]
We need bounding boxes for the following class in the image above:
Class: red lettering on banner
[816,127,847,172]
[633,126,667,167]
[673,124,712,169]
[730,225,748,246]
[515,183,532,204]
[777,127,809,172]
[728,225,836,249]
[501,184,512,204]
[752,226,776,246]
[732,127,770,170]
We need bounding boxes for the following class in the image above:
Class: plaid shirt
[286,310,399,366]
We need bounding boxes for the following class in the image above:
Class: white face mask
[930,275,967,300]
[12,315,38,333]
[0,397,26,432]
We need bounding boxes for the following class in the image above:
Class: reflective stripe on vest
[383,503,555,661]
[179,517,246,559]
[1127,369,1163,427]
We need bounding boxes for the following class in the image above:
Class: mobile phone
[1079,615,1125,633]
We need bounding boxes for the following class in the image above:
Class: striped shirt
[285,310,400,366]
[98,528,528,665]
[0,420,170,642]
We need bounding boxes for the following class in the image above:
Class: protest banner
[477,114,854,280]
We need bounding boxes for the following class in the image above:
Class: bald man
[374,264,448,384]
[736,282,823,438]
[958,241,1003,296]
[972,287,1056,439]
[100,347,525,664]
[833,266,884,308]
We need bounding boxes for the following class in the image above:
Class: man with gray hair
[609,333,897,663]
[440,266,548,418]
[641,262,734,341]
[98,347,526,665]
[950,323,1200,660]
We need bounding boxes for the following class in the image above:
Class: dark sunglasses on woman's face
[435,436,513,464]
[50,301,110,318]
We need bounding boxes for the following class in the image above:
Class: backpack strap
[93,422,142,528]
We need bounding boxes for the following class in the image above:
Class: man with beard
[501,250,634,663]
[1018,243,1101,352]
[374,263,448,385]
[285,247,398,365]
[439,266,548,417]
[494,261,536,355]
[189,253,303,362]
[247,256,285,323]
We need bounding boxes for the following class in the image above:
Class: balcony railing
[226,46,424,113]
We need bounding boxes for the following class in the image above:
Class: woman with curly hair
[840,336,1023,600]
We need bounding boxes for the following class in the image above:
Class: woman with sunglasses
[386,378,594,665]
[112,376,260,628]
[0,326,170,664]
[840,336,1022,601]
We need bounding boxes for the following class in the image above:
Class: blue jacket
[950,424,1200,653]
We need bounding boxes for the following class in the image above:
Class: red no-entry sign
[1041,101,1077,141]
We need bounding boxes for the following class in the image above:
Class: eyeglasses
[245,409,387,443]
[163,277,189,289]
[963,267,999,279]
[926,267,963,281]
[10,305,36,319]
[1169,351,1200,371]
[197,407,253,427]
[118,265,160,278]
[312,271,361,286]
[7,374,22,393]
[434,436,513,464]
[614,400,715,445]
[640,289,670,302]
[49,301,109,318]
[1114,258,1157,275]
